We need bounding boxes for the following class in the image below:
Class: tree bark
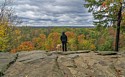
[115,6,122,52]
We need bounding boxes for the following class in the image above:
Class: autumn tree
[17,41,34,51]
[0,0,20,52]
[84,0,122,26]
[32,34,46,50]
[77,34,85,50]
[65,31,78,51]
[0,0,12,52]
[84,0,125,51]
[45,32,61,51]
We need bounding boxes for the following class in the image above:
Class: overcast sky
[1,0,94,26]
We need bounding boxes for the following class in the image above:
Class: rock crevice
[0,53,18,77]
[1,50,125,77]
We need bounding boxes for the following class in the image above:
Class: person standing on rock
[60,32,67,51]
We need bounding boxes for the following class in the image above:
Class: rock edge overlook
[1,50,125,77]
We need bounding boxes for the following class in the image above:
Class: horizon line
[16,25,95,28]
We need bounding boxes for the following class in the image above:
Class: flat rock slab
[2,50,125,77]
[17,51,47,63]
[0,52,17,76]
[4,57,73,77]
[47,50,90,56]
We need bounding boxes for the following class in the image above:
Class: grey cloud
[10,0,94,26]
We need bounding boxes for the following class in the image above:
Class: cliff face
[2,51,125,77]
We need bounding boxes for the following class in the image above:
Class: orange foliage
[102,2,106,7]
[78,34,85,42]
[65,31,75,39]
[48,32,60,42]
[10,48,17,53]
[32,34,46,49]
[39,34,46,41]
[17,41,34,51]
[32,37,40,44]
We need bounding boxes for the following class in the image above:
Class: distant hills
[17,26,95,28]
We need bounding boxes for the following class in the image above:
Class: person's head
[62,32,65,35]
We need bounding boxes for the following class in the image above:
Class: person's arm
[60,36,62,41]
[66,36,67,43]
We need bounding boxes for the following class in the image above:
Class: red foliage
[102,2,106,7]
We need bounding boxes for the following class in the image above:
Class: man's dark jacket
[60,32,67,43]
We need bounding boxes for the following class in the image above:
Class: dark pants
[62,42,67,51]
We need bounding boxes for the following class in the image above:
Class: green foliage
[98,40,113,51]
[97,29,114,51]
[84,0,124,27]
[68,38,78,51]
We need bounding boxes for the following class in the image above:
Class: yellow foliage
[0,24,8,37]
[45,32,61,51]
[32,34,46,50]
[0,22,10,51]
[68,38,78,51]
[15,29,21,35]
[90,44,96,51]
